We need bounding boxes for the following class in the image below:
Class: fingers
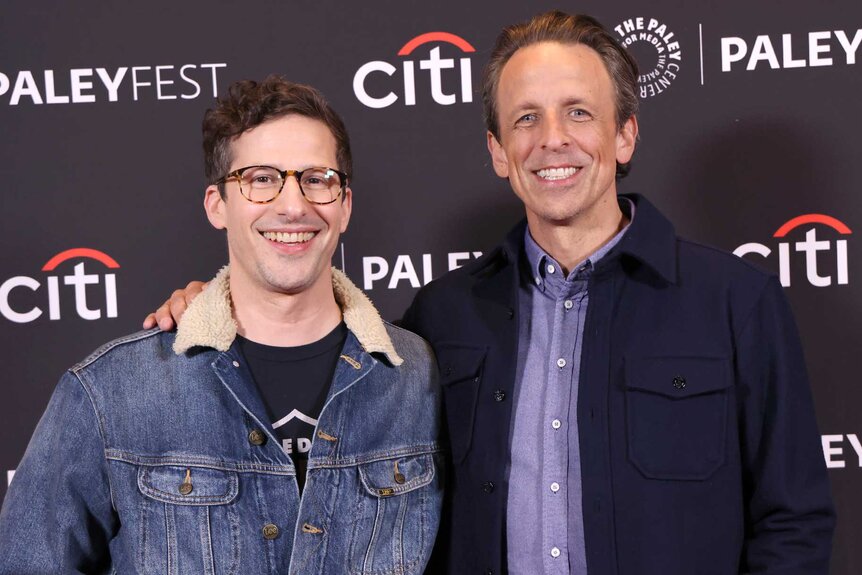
[142,313,157,330]
[141,281,207,332]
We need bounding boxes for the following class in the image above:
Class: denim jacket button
[673,375,686,389]
[248,429,267,446]
[481,481,495,493]
[262,523,279,540]
[493,389,506,402]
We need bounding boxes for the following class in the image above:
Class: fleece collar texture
[173,265,402,365]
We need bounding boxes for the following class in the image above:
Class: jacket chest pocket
[625,356,731,480]
[349,453,439,575]
[137,464,241,575]
[435,344,487,465]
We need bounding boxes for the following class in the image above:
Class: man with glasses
[0,76,443,574]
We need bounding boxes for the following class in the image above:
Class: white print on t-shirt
[282,437,312,454]
[272,409,318,429]
[272,409,318,455]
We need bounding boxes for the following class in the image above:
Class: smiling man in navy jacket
[401,10,834,575]
[146,11,835,575]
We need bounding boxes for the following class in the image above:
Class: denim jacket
[0,266,443,575]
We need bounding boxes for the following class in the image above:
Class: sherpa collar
[173,265,403,365]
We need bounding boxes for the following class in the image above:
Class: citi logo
[734,214,851,287]
[0,248,120,323]
[353,32,475,109]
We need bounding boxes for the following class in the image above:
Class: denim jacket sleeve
[737,277,835,572]
[0,371,117,574]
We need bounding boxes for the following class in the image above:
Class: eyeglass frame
[215,165,349,205]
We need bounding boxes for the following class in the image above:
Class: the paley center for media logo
[354,31,476,108]
[614,17,682,98]
[1,248,121,323]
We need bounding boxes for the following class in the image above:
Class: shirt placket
[540,267,587,574]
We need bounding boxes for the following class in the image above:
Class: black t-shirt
[236,322,348,492]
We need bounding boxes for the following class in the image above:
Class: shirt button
[564,300,573,310]
[551,419,561,429]
[556,358,566,368]
[550,482,560,493]
[248,429,267,446]
[232,360,240,367]
[481,481,495,494]
[534,276,542,286]
[262,523,279,540]
[550,547,561,558]
[493,389,506,402]
[546,264,556,274]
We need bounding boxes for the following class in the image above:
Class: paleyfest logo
[614,17,682,98]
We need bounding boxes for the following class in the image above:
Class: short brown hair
[202,75,352,195]
[483,11,639,176]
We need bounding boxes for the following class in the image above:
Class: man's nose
[539,115,571,150]
[273,175,307,217]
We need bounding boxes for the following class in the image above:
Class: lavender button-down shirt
[506,199,634,574]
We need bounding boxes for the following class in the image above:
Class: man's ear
[204,185,227,230]
[339,186,353,233]
[615,115,639,165]
[487,131,509,178]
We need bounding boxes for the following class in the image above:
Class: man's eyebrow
[561,97,589,107]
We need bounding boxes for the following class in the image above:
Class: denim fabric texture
[0,266,444,575]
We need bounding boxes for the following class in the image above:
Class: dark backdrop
[1,2,859,572]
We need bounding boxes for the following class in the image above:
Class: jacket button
[482,481,495,493]
[672,375,686,389]
[493,389,506,402]
[485,570,494,575]
[248,429,267,446]
[262,523,279,540]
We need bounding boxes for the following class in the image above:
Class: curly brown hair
[202,75,352,197]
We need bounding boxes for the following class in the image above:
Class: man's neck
[527,197,627,276]
[229,273,343,347]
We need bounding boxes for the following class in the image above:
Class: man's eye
[516,113,537,124]
[569,109,591,120]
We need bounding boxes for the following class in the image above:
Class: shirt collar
[523,197,635,292]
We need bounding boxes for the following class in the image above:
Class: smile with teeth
[536,166,579,180]
[261,231,317,244]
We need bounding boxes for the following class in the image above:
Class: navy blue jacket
[403,194,834,574]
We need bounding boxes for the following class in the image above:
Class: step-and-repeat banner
[1,2,859,571]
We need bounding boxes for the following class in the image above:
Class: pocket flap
[625,356,731,399]
[138,464,239,506]
[437,344,486,386]
[358,454,435,498]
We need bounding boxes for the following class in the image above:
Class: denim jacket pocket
[625,356,731,480]
[435,344,487,465]
[349,453,437,575]
[137,464,241,575]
